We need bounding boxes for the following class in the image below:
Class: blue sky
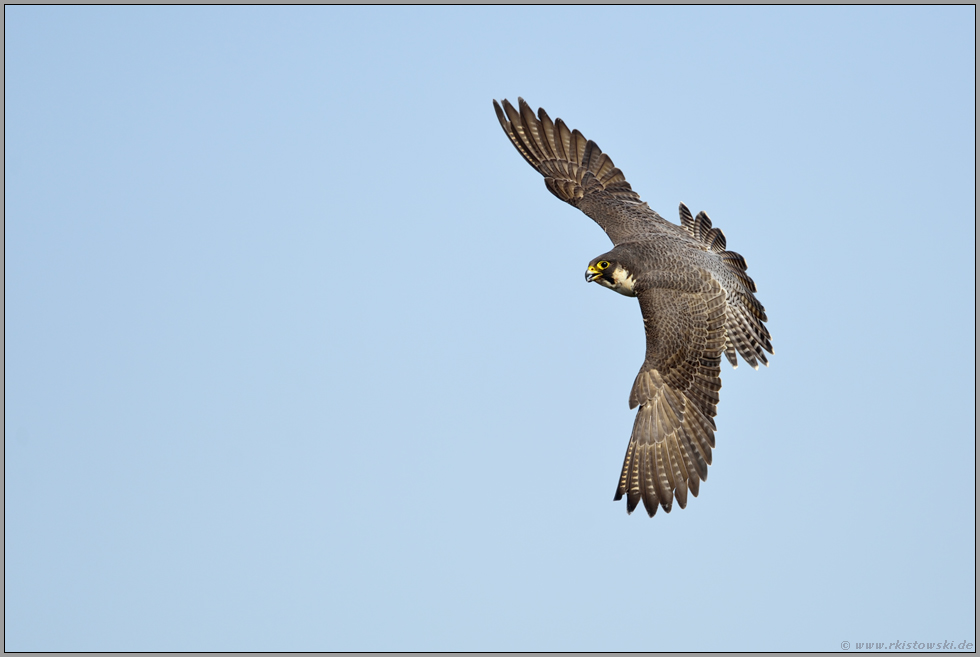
[5,6,975,651]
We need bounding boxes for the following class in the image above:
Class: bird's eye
[598,261,610,270]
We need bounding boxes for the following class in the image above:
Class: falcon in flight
[493,97,773,517]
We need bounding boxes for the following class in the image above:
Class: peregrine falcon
[493,97,773,517]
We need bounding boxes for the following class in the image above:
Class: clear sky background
[5,6,975,651]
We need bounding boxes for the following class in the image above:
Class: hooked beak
[585,265,602,283]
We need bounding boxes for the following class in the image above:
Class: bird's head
[585,255,638,297]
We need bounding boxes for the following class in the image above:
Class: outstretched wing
[615,271,728,517]
[493,97,673,245]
